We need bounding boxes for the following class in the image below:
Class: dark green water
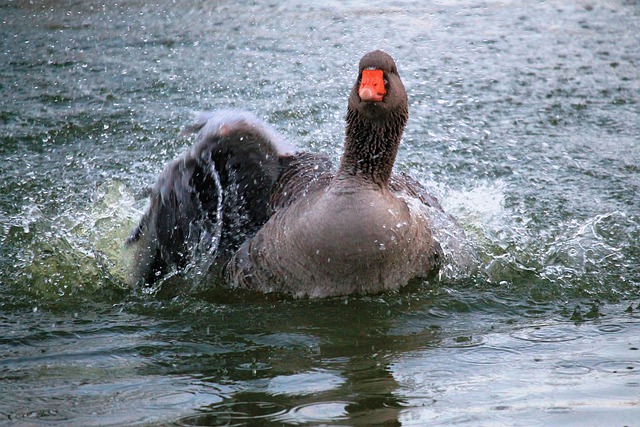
[1,0,639,425]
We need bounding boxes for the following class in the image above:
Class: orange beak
[358,69,386,102]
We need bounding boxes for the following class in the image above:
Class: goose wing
[127,110,300,285]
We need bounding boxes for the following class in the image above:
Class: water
[1,0,639,425]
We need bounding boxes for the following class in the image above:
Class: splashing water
[1,1,639,426]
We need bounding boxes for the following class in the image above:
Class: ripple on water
[453,345,520,366]
[235,361,272,373]
[510,324,582,343]
[594,360,640,374]
[441,334,486,348]
[245,332,320,350]
[2,376,227,426]
[403,369,456,383]
[552,361,592,376]
[178,401,287,426]
[596,323,627,334]
[247,370,345,397]
[274,401,349,425]
[543,406,573,415]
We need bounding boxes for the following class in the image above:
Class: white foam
[441,180,507,230]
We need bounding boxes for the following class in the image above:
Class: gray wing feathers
[126,110,297,285]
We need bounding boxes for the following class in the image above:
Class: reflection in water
[176,302,427,426]
[154,297,441,425]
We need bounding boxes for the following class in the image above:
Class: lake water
[1,0,639,425]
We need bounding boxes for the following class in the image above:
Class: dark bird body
[127,50,463,298]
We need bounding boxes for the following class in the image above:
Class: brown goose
[127,50,455,298]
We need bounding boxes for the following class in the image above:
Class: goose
[127,50,458,298]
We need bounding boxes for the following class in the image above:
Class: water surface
[1,0,639,425]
